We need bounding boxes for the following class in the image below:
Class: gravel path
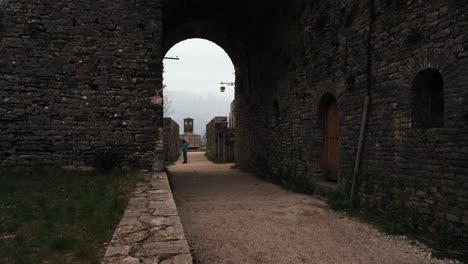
[168,152,458,264]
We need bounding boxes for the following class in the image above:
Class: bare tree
[163,84,174,116]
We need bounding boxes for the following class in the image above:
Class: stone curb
[101,171,193,264]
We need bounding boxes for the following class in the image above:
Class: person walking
[182,140,188,163]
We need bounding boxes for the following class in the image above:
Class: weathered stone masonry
[0,0,164,168]
[1,0,467,250]
[235,0,468,245]
[206,116,235,163]
[163,118,179,162]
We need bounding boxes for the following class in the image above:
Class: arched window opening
[412,68,444,128]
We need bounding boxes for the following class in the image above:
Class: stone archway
[163,21,248,94]
[162,20,250,164]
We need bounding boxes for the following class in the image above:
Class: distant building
[184,118,194,134]
[180,117,201,149]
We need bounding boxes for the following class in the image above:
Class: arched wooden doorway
[322,96,339,182]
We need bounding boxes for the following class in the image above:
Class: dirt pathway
[168,152,456,264]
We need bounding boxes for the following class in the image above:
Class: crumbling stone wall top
[102,171,192,264]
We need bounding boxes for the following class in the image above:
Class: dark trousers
[183,151,187,163]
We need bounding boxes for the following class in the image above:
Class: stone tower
[184,118,194,134]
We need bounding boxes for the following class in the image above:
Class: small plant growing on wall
[316,12,329,30]
[0,11,3,33]
[406,26,423,46]
[406,27,423,46]
[93,148,120,170]
[385,0,406,7]
[344,0,359,27]
[449,0,465,11]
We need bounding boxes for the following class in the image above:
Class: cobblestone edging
[102,171,192,264]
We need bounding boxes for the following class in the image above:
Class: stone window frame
[317,92,337,129]
[399,48,458,129]
[411,68,445,128]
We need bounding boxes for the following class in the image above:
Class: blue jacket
[182,142,188,152]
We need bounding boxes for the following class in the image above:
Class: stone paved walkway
[168,152,459,264]
[102,171,192,264]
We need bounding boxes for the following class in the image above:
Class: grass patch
[165,151,181,167]
[326,191,468,262]
[238,164,315,195]
[165,169,176,193]
[0,167,141,264]
[164,150,187,193]
[205,151,225,164]
[272,177,315,195]
[93,149,120,171]
[240,162,467,262]
[348,207,409,235]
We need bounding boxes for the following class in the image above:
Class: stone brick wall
[234,0,468,243]
[223,129,235,163]
[163,118,179,162]
[229,99,236,129]
[206,117,226,158]
[206,116,234,162]
[1,0,467,249]
[0,0,164,168]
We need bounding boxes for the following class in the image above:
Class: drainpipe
[349,0,375,208]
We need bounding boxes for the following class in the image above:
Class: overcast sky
[163,39,235,135]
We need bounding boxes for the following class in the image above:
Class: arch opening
[162,38,236,163]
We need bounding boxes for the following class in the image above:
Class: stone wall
[224,129,235,163]
[163,118,179,162]
[0,0,164,168]
[206,116,234,162]
[1,0,467,250]
[102,171,192,263]
[235,0,468,244]
[206,117,226,158]
[229,99,236,129]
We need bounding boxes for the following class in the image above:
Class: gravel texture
[169,152,459,264]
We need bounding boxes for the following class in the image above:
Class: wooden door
[324,99,339,181]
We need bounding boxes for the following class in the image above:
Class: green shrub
[205,151,224,164]
[316,13,329,30]
[93,149,120,170]
[406,27,423,46]
[344,0,359,27]
[0,168,140,263]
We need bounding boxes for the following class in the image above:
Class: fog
[163,39,235,135]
